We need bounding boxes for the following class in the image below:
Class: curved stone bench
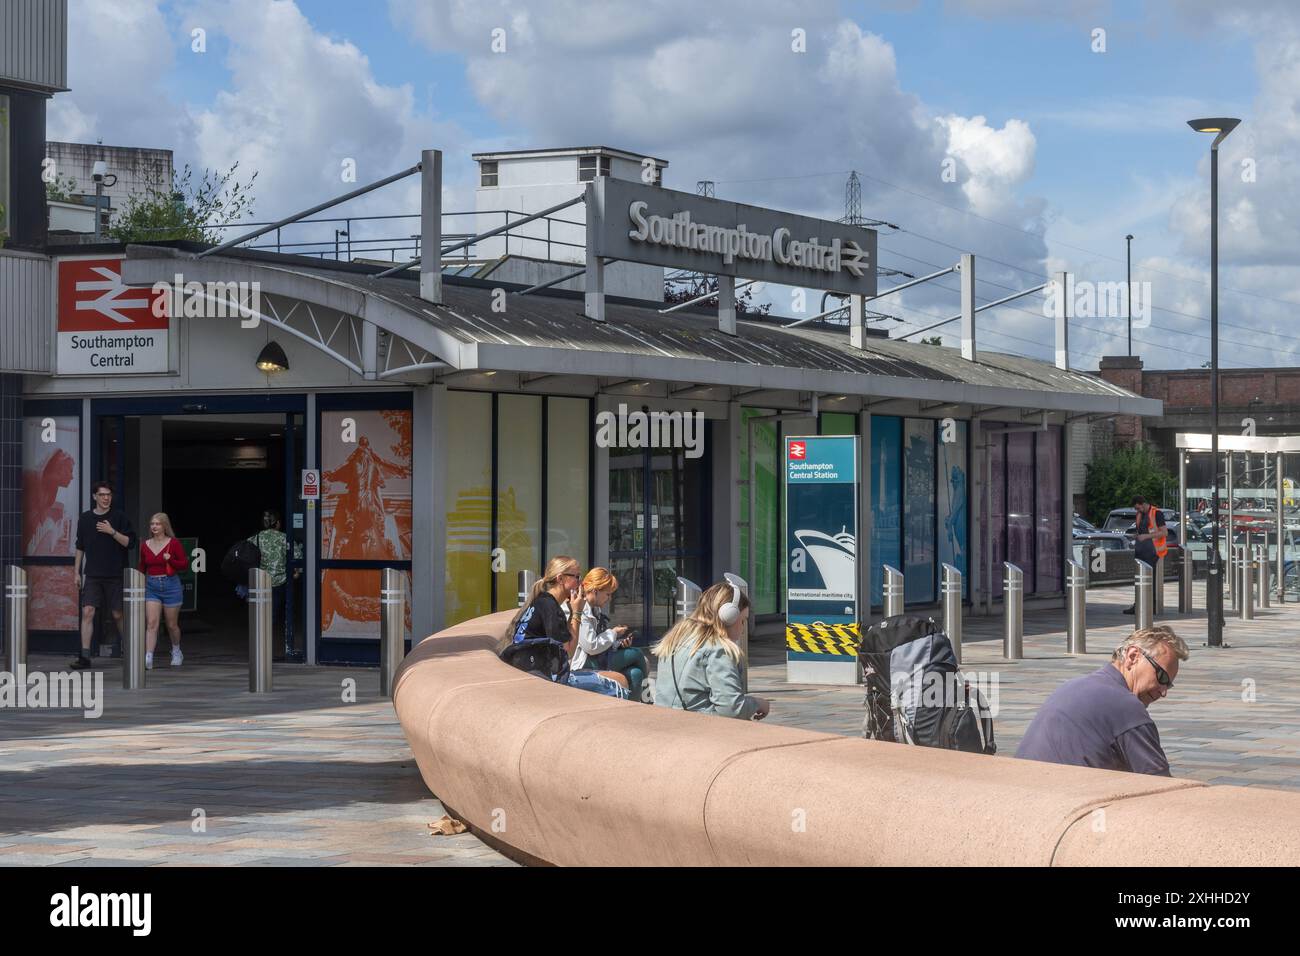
[393,610,1300,866]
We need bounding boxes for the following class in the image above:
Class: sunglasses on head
[1139,648,1173,688]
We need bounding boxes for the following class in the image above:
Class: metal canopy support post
[4,566,27,673]
[1278,452,1287,604]
[942,564,962,664]
[1135,559,1153,631]
[419,149,443,305]
[1227,453,1235,604]
[849,293,867,350]
[584,182,605,322]
[1066,560,1086,655]
[249,568,273,693]
[718,275,736,336]
[960,253,976,362]
[1054,271,1070,370]
[1003,563,1023,660]
[123,569,146,690]
[1179,450,1192,612]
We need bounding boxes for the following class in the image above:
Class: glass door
[608,442,709,644]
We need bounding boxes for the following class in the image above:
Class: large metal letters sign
[785,435,860,685]
[589,177,877,297]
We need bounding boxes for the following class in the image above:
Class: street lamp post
[1125,234,1134,356]
[1188,116,1241,648]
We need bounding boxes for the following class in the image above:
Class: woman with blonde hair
[574,568,648,701]
[652,580,769,720]
[502,556,627,699]
[138,512,188,669]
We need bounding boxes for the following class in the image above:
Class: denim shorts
[145,574,183,608]
[566,669,629,700]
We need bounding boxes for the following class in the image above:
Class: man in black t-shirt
[71,480,136,670]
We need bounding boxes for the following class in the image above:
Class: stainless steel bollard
[941,564,962,664]
[249,567,273,693]
[1231,545,1243,614]
[1179,546,1193,614]
[1066,560,1087,655]
[1241,547,1254,621]
[1003,563,1023,661]
[1256,544,1270,609]
[674,576,702,625]
[1154,556,1165,616]
[379,568,406,698]
[517,569,536,608]
[724,572,750,692]
[883,565,904,619]
[4,566,28,672]
[1134,560,1153,631]
[123,568,147,690]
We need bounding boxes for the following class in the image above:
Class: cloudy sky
[48,0,1300,370]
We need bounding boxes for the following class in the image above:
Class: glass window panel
[870,416,902,607]
[608,553,644,635]
[546,396,590,570]
[0,95,8,235]
[740,409,779,615]
[819,412,856,436]
[936,420,969,598]
[904,419,936,603]
[445,391,493,625]
[1006,431,1035,594]
[608,449,643,554]
[1035,427,1062,595]
[495,394,543,611]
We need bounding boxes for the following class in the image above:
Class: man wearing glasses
[70,480,137,670]
[1016,626,1188,776]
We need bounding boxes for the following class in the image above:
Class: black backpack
[858,614,995,755]
[499,604,570,682]
[220,538,262,584]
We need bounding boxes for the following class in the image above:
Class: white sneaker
[171,648,183,667]
[145,652,153,670]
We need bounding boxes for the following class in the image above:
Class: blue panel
[870,416,901,607]
[936,420,969,598]
[904,419,935,603]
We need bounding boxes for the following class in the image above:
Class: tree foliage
[1083,444,1175,525]
[662,278,772,315]
[45,173,81,202]
[108,162,258,245]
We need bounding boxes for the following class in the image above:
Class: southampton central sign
[588,177,877,298]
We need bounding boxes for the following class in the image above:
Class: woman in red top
[139,512,189,669]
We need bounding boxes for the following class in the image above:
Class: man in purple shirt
[1016,625,1188,776]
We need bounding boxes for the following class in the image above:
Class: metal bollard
[1179,547,1193,613]
[1154,555,1165,616]
[379,568,406,698]
[1257,544,1270,609]
[517,569,536,608]
[249,567,273,693]
[1231,545,1243,615]
[1003,563,1023,661]
[4,566,28,672]
[941,564,962,664]
[674,576,702,625]
[882,565,904,619]
[1134,560,1153,631]
[123,568,147,690]
[724,572,749,692]
[1241,548,1254,622]
[1066,560,1087,655]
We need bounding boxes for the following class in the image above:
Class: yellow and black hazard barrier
[785,621,861,656]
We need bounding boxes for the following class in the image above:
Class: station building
[0,1,1160,665]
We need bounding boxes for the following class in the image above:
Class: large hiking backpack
[858,614,996,755]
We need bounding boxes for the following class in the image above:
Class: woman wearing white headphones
[651,580,770,720]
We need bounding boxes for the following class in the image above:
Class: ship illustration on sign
[794,526,856,593]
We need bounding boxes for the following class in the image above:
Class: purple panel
[1007,432,1034,594]
[1035,427,1063,594]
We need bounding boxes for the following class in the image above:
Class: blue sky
[53,0,1300,370]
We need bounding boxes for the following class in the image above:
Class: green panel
[740,408,780,615]
[819,412,857,436]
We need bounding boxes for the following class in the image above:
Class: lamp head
[1188,117,1241,148]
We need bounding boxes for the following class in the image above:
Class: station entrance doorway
[93,398,307,662]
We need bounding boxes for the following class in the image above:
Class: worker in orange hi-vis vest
[1125,495,1167,615]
